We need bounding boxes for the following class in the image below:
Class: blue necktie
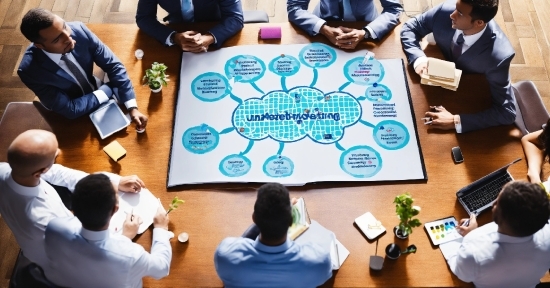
[452,33,465,60]
[181,0,194,22]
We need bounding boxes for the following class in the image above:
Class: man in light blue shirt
[214,183,332,288]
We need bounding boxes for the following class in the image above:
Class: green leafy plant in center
[143,62,169,90]
[394,192,421,236]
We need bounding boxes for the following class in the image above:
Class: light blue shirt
[214,236,332,288]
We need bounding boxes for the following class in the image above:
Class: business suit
[287,0,402,39]
[136,0,244,49]
[401,0,516,133]
[17,22,135,120]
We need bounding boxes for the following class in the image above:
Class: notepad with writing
[108,188,159,234]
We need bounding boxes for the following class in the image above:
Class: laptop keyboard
[461,173,513,212]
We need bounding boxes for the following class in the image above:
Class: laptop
[456,158,521,215]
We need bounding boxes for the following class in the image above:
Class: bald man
[0,129,144,268]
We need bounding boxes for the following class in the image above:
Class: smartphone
[451,146,464,163]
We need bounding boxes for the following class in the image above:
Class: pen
[130,208,134,221]
[461,213,477,227]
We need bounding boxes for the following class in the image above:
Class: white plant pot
[150,86,162,93]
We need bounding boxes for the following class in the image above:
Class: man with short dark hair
[452,181,550,287]
[214,183,332,287]
[43,174,172,288]
[18,8,147,130]
[401,0,516,133]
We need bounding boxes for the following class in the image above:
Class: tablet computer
[89,100,130,139]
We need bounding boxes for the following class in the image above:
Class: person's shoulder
[18,44,42,71]
[216,237,253,254]
[486,21,515,59]
[290,241,331,266]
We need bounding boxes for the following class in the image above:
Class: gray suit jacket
[287,0,402,39]
[401,0,516,133]
[136,0,243,49]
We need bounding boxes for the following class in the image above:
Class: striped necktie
[61,53,94,94]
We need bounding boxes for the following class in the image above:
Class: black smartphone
[451,146,464,163]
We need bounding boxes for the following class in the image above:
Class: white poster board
[168,44,426,186]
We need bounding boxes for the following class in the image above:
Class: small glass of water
[134,49,144,60]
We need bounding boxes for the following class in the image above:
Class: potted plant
[143,62,169,93]
[393,192,421,239]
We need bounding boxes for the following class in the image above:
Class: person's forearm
[522,131,545,182]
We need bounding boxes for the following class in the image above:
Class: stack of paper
[421,58,462,91]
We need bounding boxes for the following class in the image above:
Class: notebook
[456,158,521,215]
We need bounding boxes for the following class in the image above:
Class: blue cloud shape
[232,87,362,144]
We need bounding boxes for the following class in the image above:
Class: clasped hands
[174,31,214,53]
[321,25,366,50]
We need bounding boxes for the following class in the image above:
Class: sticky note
[103,140,126,162]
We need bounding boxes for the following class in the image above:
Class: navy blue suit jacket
[287,0,402,39]
[136,0,243,48]
[401,0,516,133]
[17,22,135,119]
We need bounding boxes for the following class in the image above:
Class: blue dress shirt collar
[254,237,293,253]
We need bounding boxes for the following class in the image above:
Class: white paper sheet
[108,188,159,234]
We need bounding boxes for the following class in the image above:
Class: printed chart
[168,43,426,186]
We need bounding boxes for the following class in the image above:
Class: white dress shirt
[447,222,550,288]
[44,216,173,288]
[42,50,138,109]
[0,163,87,267]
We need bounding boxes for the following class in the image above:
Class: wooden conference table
[13,22,543,287]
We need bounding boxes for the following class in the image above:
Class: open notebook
[108,188,159,234]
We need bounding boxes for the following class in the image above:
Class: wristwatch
[362,27,371,40]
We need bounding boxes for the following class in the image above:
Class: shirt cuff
[365,26,378,39]
[165,31,175,46]
[94,85,112,104]
[413,56,428,70]
[313,19,327,35]
[99,172,122,189]
[454,115,462,133]
[207,32,217,44]
[124,99,138,110]
[153,228,175,241]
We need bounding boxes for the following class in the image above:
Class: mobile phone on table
[451,146,464,163]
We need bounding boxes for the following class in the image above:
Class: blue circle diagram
[224,55,266,83]
[299,43,337,68]
[191,72,231,102]
[269,55,301,77]
[343,57,385,85]
[373,120,410,150]
[365,84,392,102]
[182,124,220,154]
[231,86,361,144]
[219,154,252,177]
[340,145,382,178]
[263,155,294,177]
